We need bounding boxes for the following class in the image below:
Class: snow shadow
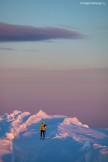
[1,153,12,162]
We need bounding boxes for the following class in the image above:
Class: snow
[7,110,22,122]
[60,117,89,128]
[0,118,3,122]
[55,117,107,142]
[6,112,30,140]
[36,110,49,118]
[0,139,12,162]
[100,147,108,155]
[0,110,108,162]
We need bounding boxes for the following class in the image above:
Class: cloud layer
[0,22,83,42]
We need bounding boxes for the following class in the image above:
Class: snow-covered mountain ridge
[0,110,108,162]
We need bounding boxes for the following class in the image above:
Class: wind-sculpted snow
[0,110,21,122]
[6,112,30,140]
[6,110,64,140]
[55,117,107,142]
[7,110,23,122]
[0,110,108,162]
[0,139,12,162]
[60,117,89,128]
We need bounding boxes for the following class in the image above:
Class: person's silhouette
[40,122,47,140]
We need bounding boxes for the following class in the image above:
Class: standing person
[40,122,47,140]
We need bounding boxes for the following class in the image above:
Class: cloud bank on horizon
[0,22,84,42]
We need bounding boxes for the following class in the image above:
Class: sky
[0,0,108,128]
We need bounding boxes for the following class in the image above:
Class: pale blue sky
[0,0,108,69]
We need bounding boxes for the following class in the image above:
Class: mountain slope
[0,110,108,162]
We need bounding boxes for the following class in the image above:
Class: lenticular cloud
[0,22,83,42]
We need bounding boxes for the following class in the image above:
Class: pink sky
[0,67,108,128]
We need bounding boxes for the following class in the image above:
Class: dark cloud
[0,47,14,51]
[0,22,84,42]
[0,47,38,52]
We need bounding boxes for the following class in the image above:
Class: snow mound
[62,117,89,128]
[0,139,12,156]
[100,147,108,155]
[93,143,107,149]
[11,112,30,127]
[6,110,50,140]
[0,113,10,121]
[6,111,30,140]
[7,110,22,121]
[55,117,107,142]
[36,110,49,118]
[0,117,3,121]
[0,109,108,162]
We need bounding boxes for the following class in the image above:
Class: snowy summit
[0,110,108,162]
[36,110,49,118]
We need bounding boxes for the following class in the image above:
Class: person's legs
[43,131,45,140]
[40,130,45,140]
[40,130,42,139]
